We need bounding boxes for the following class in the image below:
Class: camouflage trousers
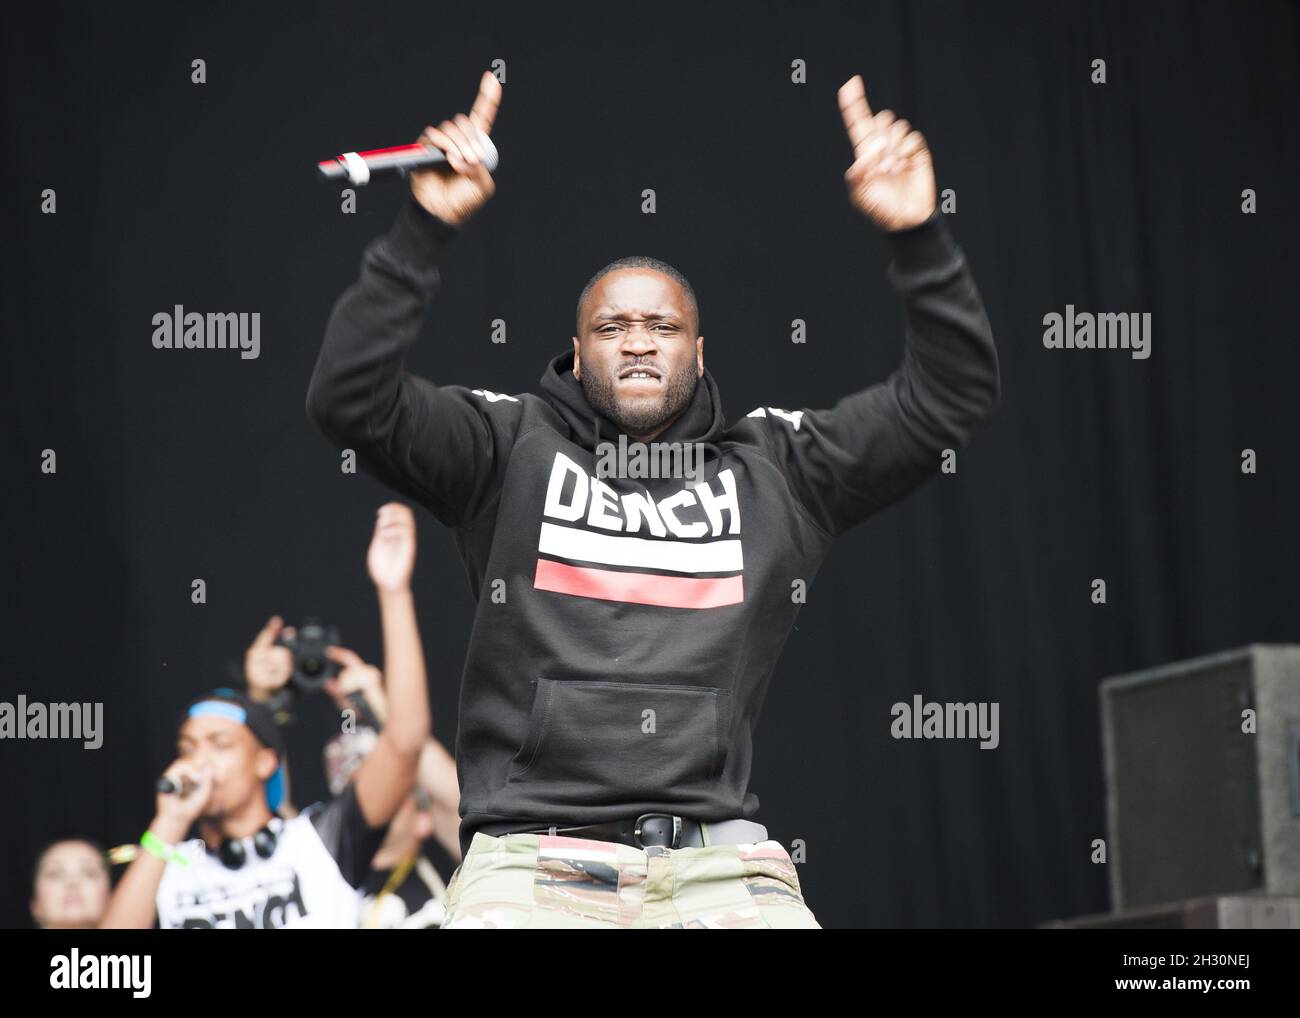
[441,831,821,929]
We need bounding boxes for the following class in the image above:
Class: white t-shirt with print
[155,785,387,929]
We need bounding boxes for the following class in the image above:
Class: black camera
[275,618,341,692]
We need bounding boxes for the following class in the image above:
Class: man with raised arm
[307,71,998,928]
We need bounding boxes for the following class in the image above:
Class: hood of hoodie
[538,348,727,454]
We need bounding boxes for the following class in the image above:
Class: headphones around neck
[213,819,281,869]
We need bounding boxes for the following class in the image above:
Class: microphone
[317,130,499,186]
[156,775,198,797]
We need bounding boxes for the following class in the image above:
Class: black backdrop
[4,0,1298,929]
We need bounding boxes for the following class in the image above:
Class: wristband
[141,829,190,867]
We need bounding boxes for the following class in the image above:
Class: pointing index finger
[251,615,284,650]
[838,74,876,150]
[469,70,502,137]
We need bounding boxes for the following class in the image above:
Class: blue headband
[188,700,247,724]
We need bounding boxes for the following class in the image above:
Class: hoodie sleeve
[748,211,1000,539]
[306,197,519,530]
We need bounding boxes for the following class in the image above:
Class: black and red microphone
[317,129,499,185]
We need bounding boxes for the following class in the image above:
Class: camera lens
[288,619,339,692]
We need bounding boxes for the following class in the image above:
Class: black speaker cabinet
[1101,644,1300,910]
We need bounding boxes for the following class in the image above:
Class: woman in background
[31,837,111,929]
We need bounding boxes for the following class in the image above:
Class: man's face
[177,715,275,821]
[573,269,703,442]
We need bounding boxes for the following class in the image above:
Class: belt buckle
[634,813,681,848]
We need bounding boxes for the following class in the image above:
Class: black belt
[488,813,768,849]
[516,813,699,848]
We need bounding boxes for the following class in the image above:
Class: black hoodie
[307,197,999,856]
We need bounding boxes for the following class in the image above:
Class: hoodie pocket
[507,678,731,798]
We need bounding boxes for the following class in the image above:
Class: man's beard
[581,362,698,437]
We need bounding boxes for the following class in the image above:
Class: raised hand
[838,74,936,232]
[244,615,295,703]
[366,502,417,594]
[410,70,502,227]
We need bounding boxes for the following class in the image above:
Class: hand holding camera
[322,646,387,728]
[273,619,342,693]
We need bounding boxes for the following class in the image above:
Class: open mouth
[618,367,661,384]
